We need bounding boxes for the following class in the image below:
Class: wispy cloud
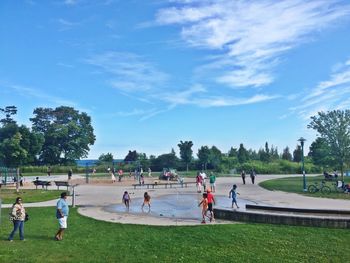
[86,52,170,93]
[292,58,350,119]
[155,0,350,88]
[0,81,79,108]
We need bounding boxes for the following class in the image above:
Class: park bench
[33,180,51,190]
[54,181,70,191]
[132,182,196,190]
[0,179,16,188]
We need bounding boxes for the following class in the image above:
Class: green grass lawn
[0,189,63,204]
[260,176,350,199]
[0,207,349,262]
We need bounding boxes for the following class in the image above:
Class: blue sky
[1,0,350,159]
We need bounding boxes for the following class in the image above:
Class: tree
[150,152,179,171]
[98,153,114,163]
[197,146,210,170]
[259,142,271,162]
[30,106,95,165]
[208,146,222,170]
[0,132,27,167]
[308,110,350,179]
[178,140,193,172]
[0,106,17,126]
[124,150,138,162]
[293,145,302,162]
[282,146,292,161]
[308,137,335,167]
[237,143,249,163]
[228,147,237,157]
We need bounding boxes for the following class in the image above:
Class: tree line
[1,105,349,178]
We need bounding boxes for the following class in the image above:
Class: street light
[298,137,307,191]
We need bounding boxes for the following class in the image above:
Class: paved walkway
[2,174,350,226]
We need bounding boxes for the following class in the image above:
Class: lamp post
[298,137,306,191]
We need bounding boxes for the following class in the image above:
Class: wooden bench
[55,181,70,191]
[132,182,196,189]
[33,180,51,190]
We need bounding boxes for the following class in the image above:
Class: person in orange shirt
[198,193,208,224]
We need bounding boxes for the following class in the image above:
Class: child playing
[198,193,209,224]
[229,184,240,209]
[122,191,131,210]
[142,192,151,212]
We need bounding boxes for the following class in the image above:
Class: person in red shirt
[206,188,215,222]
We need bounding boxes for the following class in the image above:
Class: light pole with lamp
[298,137,307,191]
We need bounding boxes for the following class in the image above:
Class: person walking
[68,168,73,180]
[229,184,240,209]
[241,170,246,184]
[122,191,131,210]
[209,172,216,192]
[250,169,256,184]
[198,193,209,224]
[8,197,26,241]
[142,192,151,212]
[196,172,203,193]
[206,188,215,222]
[55,192,69,241]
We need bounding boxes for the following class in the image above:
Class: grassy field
[0,207,349,262]
[0,189,62,204]
[260,175,350,199]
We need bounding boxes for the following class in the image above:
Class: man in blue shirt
[55,192,69,241]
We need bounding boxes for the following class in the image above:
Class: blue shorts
[231,198,237,203]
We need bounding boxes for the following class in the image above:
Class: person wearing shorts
[122,191,131,210]
[206,188,215,222]
[142,192,151,212]
[229,184,240,209]
[198,193,209,224]
[209,172,216,192]
[55,192,69,241]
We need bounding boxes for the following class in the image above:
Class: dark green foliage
[237,143,250,163]
[150,152,179,171]
[98,153,114,163]
[178,140,193,171]
[308,110,350,179]
[282,146,292,161]
[197,145,210,170]
[0,105,17,125]
[124,150,138,162]
[293,145,302,162]
[30,106,95,165]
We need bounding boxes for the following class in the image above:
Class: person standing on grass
[47,166,51,176]
[198,193,208,224]
[241,170,246,185]
[55,192,69,241]
[8,197,26,241]
[209,172,216,192]
[229,184,240,209]
[122,191,131,210]
[206,188,215,222]
[142,192,151,212]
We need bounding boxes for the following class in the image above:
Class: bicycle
[307,181,331,194]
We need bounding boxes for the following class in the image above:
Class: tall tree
[197,146,210,170]
[0,106,17,125]
[282,146,292,161]
[237,143,249,164]
[308,137,335,167]
[209,146,222,170]
[228,147,237,157]
[30,106,95,165]
[0,132,27,167]
[178,140,193,172]
[293,145,302,163]
[124,150,138,162]
[308,110,350,179]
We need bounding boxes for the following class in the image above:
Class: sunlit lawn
[0,207,349,262]
[0,189,62,204]
[260,175,350,199]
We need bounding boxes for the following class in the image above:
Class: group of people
[240,170,256,184]
[8,192,69,242]
[196,171,216,193]
[108,166,124,183]
[122,191,151,212]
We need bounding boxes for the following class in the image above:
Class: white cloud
[155,0,350,88]
[86,52,169,93]
[293,58,350,119]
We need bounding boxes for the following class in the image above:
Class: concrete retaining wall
[214,209,350,229]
